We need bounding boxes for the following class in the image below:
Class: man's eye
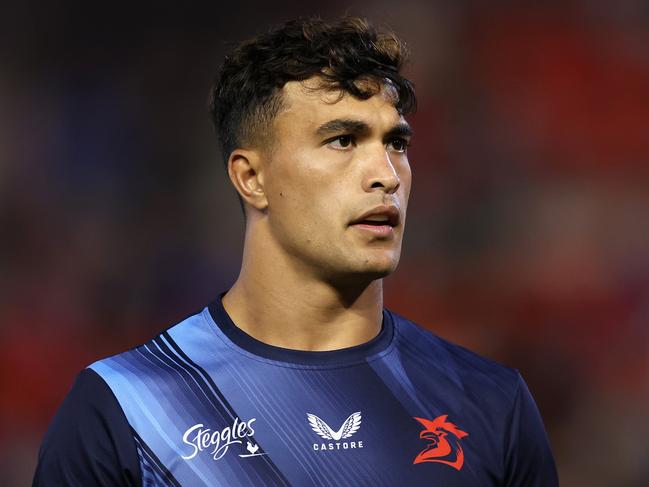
[327,135,354,149]
[387,137,409,153]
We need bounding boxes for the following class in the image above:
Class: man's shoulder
[387,309,521,394]
[88,308,210,379]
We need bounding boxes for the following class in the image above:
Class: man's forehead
[279,78,404,127]
[285,75,398,100]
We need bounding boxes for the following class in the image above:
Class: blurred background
[1,0,648,485]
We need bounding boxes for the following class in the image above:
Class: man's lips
[349,205,400,227]
[349,205,400,237]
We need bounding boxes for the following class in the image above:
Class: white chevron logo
[307,412,362,441]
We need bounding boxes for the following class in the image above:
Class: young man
[34,17,558,486]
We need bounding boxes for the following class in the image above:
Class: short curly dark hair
[209,16,416,164]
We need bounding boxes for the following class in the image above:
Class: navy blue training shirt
[34,296,559,486]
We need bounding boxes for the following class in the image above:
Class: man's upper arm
[504,372,559,487]
[33,368,142,487]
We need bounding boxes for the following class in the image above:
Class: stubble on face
[257,77,412,288]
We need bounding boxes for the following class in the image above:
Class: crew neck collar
[207,293,394,366]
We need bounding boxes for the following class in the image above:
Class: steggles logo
[307,411,364,452]
[181,417,266,461]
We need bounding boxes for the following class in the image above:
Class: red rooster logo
[413,415,469,470]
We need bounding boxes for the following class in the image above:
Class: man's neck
[221,227,384,352]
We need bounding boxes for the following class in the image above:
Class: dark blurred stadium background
[1,1,648,485]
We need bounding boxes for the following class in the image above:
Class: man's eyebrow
[315,119,370,136]
[385,122,413,139]
[315,119,413,140]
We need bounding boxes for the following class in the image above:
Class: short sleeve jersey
[34,297,559,486]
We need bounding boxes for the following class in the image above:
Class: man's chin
[357,251,401,276]
[327,261,399,288]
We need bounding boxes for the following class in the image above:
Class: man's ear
[227,149,268,211]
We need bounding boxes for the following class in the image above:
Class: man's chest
[128,360,505,486]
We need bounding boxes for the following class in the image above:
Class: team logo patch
[307,411,364,451]
[413,415,469,470]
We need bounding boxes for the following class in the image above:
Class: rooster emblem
[307,412,362,441]
[413,415,469,470]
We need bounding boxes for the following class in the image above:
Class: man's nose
[362,146,400,194]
